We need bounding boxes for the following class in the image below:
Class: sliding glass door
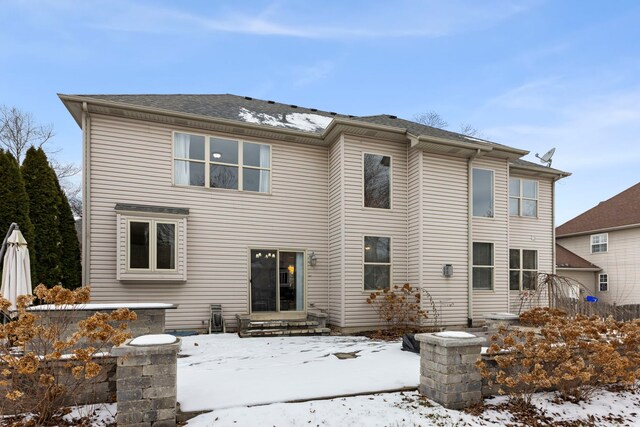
[250,249,305,313]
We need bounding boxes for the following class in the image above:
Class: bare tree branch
[0,105,54,163]
[459,123,480,137]
[50,158,82,180]
[413,111,449,129]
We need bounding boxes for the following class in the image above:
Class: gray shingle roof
[73,93,518,151]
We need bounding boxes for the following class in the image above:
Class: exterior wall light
[308,251,317,267]
[442,264,453,278]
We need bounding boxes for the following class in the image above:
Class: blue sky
[1,0,639,225]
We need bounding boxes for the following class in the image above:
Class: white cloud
[14,0,539,40]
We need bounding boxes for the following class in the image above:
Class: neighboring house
[556,183,640,305]
[59,94,569,331]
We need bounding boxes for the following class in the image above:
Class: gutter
[81,102,91,286]
[556,222,640,239]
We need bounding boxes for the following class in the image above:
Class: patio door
[250,249,305,313]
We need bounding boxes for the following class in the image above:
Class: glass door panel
[250,249,277,312]
[279,251,304,312]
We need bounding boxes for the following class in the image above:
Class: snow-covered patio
[177,334,419,412]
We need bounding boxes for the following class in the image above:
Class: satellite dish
[535,147,555,167]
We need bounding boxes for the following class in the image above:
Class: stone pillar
[415,332,485,409]
[484,312,519,330]
[111,335,181,427]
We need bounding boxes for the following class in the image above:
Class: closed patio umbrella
[0,225,32,316]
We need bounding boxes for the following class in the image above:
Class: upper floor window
[509,249,538,291]
[174,132,271,193]
[591,233,608,253]
[472,168,494,218]
[363,153,391,209]
[472,242,494,290]
[509,178,538,217]
[599,274,608,292]
[364,236,391,290]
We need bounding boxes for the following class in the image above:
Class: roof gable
[556,182,640,236]
[555,244,601,270]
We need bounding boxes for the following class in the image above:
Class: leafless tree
[459,123,480,137]
[414,110,483,138]
[413,111,449,129]
[0,105,54,163]
[1,104,83,216]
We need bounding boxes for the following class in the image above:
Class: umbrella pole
[0,223,19,270]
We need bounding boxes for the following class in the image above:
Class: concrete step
[246,320,320,329]
[239,327,330,338]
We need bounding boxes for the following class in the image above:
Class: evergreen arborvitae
[54,176,81,289]
[0,150,36,276]
[22,147,62,287]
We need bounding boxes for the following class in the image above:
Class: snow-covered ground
[185,388,640,426]
[177,334,418,412]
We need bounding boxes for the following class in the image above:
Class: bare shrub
[0,284,136,424]
[478,308,640,404]
[366,283,428,337]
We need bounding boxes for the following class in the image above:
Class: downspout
[81,102,91,286]
[467,149,481,327]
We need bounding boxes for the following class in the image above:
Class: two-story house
[59,94,569,332]
[556,182,640,305]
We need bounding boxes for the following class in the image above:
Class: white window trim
[363,235,392,291]
[472,242,494,291]
[509,249,538,291]
[591,233,608,254]
[472,167,495,218]
[598,273,609,292]
[126,218,179,273]
[362,152,393,210]
[172,131,272,194]
[509,178,539,218]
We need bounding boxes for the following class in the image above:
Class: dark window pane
[523,180,537,199]
[523,271,537,290]
[243,142,270,168]
[509,198,519,216]
[509,178,520,197]
[522,200,537,217]
[523,250,537,269]
[174,160,205,186]
[243,169,270,193]
[129,222,149,269]
[174,133,205,160]
[473,169,493,217]
[510,271,521,290]
[250,249,277,312]
[156,223,175,270]
[364,265,390,290]
[364,236,390,263]
[210,165,238,189]
[473,243,493,266]
[364,154,390,209]
[210,138,238,164]
[473,267,493,290]
[509,249,520,269]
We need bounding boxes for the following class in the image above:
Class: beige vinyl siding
[508,175,554,312]
[407,148,423,291]
[422,154,469,326]
[556,269,598,295]
[558,228,640,305]
[471,157,509,320]
[328,136,345,326]
[88,115,329,330]
[341,136,409,328]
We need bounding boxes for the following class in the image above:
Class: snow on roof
[238,107,333,133]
